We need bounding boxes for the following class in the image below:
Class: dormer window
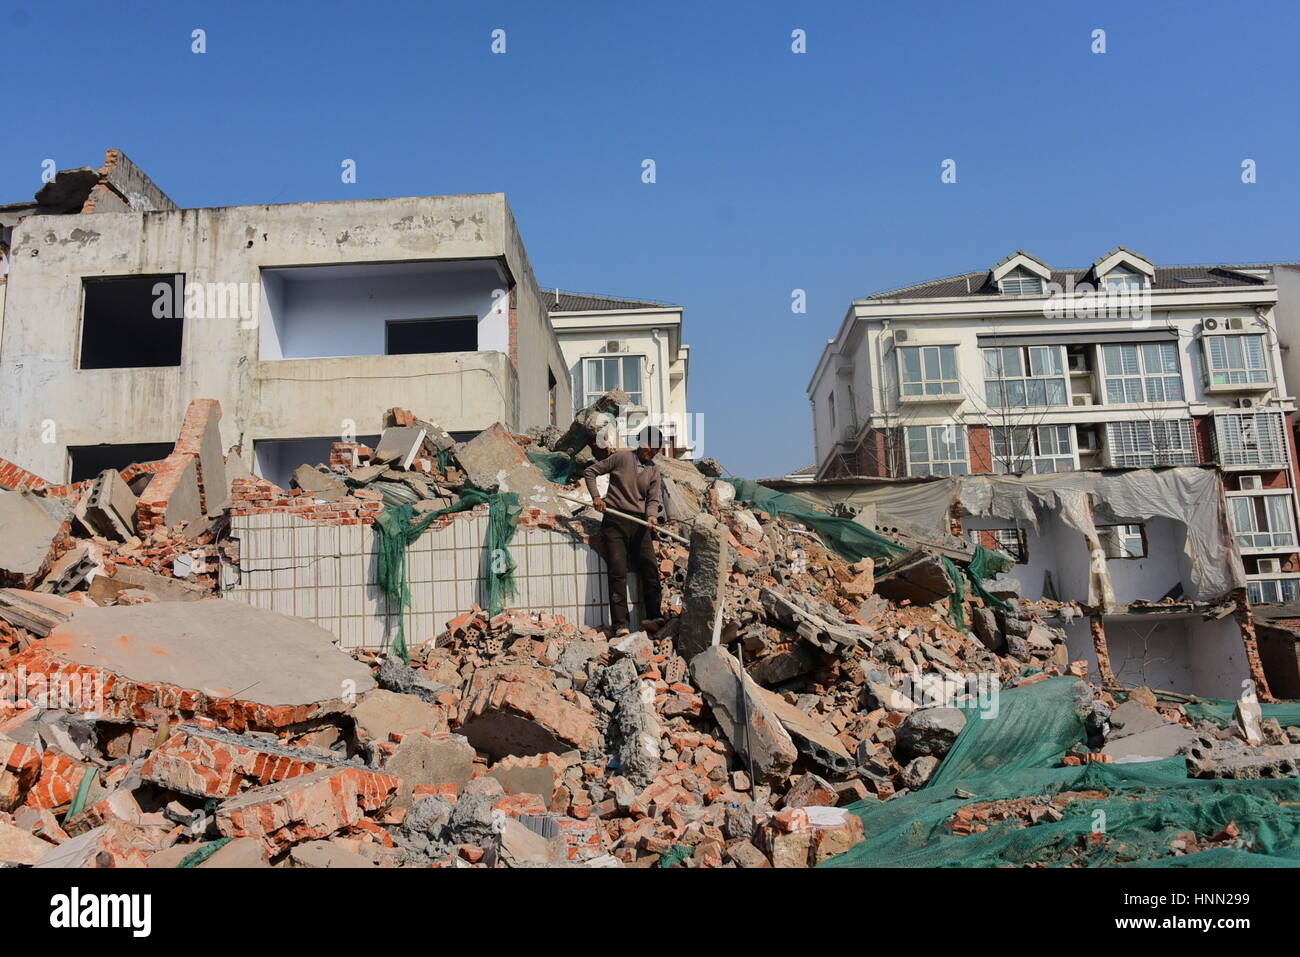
[1000,276,1044,296]
[1104,265,1145,292]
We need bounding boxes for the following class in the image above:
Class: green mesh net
[1181,698,1300,728]
[821,677,1300,867]
[724,479,1011,632]
[526,448,584,485]
[375,489,520,663]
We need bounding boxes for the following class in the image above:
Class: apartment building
[547,291,693,456]
[807,248,1300,609]
[0,150,574,489]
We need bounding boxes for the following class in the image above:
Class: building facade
[547,291,693,456]
[0,150,574,489]
[808,248,1300,608]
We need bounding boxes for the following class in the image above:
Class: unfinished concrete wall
[1063,614,1250,698]
[223,510,633,650]
[0,192,560,480]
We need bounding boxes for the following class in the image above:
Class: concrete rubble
[0,396,1293,868]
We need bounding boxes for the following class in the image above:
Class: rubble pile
[0,395,1297,868]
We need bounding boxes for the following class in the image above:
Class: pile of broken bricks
[2,395,1298,868]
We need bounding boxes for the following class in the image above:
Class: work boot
[642,617,667,635]
[613,626,631,638]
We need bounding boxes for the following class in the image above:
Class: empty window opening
[80,275,184,369]
[972,527,1028,563]
[1098,524,1147,559]
[68,442,175,484]
[385,317,478,355]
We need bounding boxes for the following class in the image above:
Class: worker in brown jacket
[582,427,666,637]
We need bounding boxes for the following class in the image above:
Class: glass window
[983,346,1068,409]
[1104,266,1144,292]
[1205,334,1270,386]
[991,424,1076,474]
[1001,277,1044,295]
[898,345,960,397]
[1101,342,1183,404]
[578,355,644,412]
[905,425,969,477]
[1229,493,1297,550]
[1247,578,1300,603]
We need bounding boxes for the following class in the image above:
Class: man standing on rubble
[583,427,665,637]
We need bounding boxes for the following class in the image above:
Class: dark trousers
[601,513,663,630]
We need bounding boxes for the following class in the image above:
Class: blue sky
[4,0,1299,477]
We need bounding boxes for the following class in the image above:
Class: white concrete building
[804,248,1300,698]
[546,291,693,457]
[0,150,576,489]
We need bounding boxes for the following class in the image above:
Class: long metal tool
[555,491,691,545]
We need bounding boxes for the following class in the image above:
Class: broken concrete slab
[14,600,375,731]
[350,689,447,744]
[1107,699,1169,740]
[173,399,229,517]
[0,818,54,864]
[373,427,429,470]
[455,423,561,513]
[678,515,729,659]
[291,465,348,502]
[758,691,855,774]
[87,563,210,604]
[136,452,202,532]
[289,839,381,868]
[0,588,83,636]
[0,490,68,586]
[1186,736,1300,779]
[873,550,953,606]
[381,731,475,808]
[1102,723,1198,764]
[690,646,798,784]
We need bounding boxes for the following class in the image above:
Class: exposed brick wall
[136,453,194,533]
[1192,415,1213,464]
[0,456,51,492]
[968,425,993,474]
[229,477,384,526]
[172,398,221,515]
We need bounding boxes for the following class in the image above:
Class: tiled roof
[866,265,1269,301]
[545,290,679,312]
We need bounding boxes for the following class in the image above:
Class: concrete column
[677,514,729,660]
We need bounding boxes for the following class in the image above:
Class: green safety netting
[725,478,1011,631]
[1182,697,1300,729]
[375,489,521,663]
[526,448,585,485]
[821,677,1300,867]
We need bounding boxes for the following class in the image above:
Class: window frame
[1100,341,1185,405]
[1104,419,1196,467]
[982,345,1070,410]
[897,344,961,400]
[1226,489,1298,552]
[1203,333,1271,388]
[1247,575,1300,604]
[1000,276,1045,296]
[904,424,969,477]
[1103,265,1146,292]
[1097,523,1147,559]
[576,354,646,413]
[990,424,1077,474]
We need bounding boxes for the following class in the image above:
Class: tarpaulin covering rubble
[725,478,1011,631]
[822,678,1300,868]
[781,468,1245,604]
[376,490,521,663]
[1182,697,1300,728]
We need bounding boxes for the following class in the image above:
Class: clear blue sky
[5,0,1299,477]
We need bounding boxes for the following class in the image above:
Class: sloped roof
[865,265,1269,301]
[545,290,679,312]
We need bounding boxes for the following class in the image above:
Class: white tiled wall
[223,511,639,650]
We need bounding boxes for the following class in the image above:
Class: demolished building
[0,388,1297,869]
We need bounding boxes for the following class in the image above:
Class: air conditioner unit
[1258,558,1283,575]
[1240,475,1264,491]
[894,329,910,343]
[1227,317,1247,331]
[841,425,857,441]
[1072,394,1095,406]
[1237,397,1260,409]
[1201,318,1221,333]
